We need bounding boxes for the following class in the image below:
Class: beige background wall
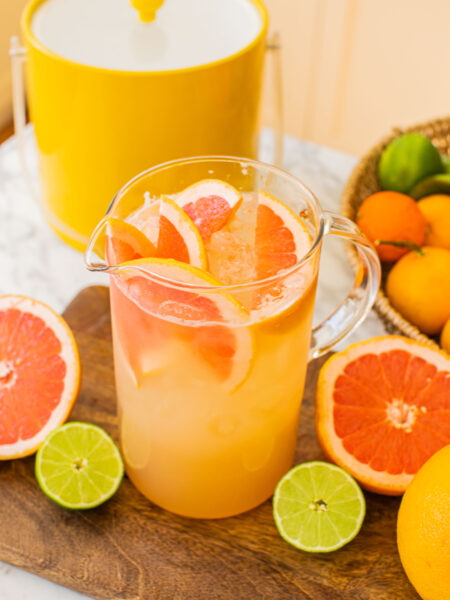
[1,0,449,155]
[262,0,450,155]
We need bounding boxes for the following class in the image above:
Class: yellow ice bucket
[11,0,275,250]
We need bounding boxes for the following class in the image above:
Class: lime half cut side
[35,422,124,509]
[273,461,366,553]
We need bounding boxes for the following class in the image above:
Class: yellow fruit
[418,194,450,250]
[441,318,450,354]
[397,445,450,600]
[386,246,450,335]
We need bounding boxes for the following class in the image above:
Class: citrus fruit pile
[105,178,312,390]
[356,132,450,350]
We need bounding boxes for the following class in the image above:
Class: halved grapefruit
[112,258,253,391]
[0,295,80,459]
[316,335,450,495]
[105,217,156,265]
[175,179,242,241]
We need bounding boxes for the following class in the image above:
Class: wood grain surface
[0,286,420,600]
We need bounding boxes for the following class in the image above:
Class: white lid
[31,0,264,71]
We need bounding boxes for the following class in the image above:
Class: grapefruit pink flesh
[316,336,450,494]
[0,295,80,459]
[111,258,253,391]
[174,179,242,241]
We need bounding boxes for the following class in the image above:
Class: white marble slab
[0,127,386,600]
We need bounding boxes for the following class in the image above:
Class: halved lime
[273,461,365,552]
[35,422,124,509]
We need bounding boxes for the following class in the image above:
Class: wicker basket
[340,115,450,350]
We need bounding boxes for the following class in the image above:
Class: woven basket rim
[340,115,450,350]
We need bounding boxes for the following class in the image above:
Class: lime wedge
[35,422,124,509]
[273,461,365,552]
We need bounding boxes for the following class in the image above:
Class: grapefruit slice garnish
[255,191,311,279]
[112,258,253,392]
[157,196,207,269]
[175,179,242,241]
[114,198,207,269]
[105,217,157,265]
[0,295,80,459]
[126,199,160,245]
[316,335,450,495]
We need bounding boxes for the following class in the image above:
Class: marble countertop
[0,128,386,600]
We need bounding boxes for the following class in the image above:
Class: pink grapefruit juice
[107,186,318,518]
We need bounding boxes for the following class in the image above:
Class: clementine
[356,191,426,262]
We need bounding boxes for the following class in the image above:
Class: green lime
[35,422,124,509]
[410,173,450,199]
[441,154,450,174]
[273,461,365,553]
[378,133,443,193]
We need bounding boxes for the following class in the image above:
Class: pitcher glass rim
[85,155,326,294]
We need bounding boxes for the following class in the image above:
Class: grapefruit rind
[315,335,450,495]
[0,295,80,459]
[256,191,312,276]
[105,217,157,265]
[175,179,242,209]
[113,258,254,392]
[174,179,243,239]
[159,196,207,269]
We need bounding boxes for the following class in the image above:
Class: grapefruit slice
[105,217,156,265]
[117,197,207,269]
[112,258,253,391]
[126,199,160,245]
[255,191,311,279]
[316,335,450,495]
[0,295,80,459]
[175,179,242,241]
[157,196,207,269]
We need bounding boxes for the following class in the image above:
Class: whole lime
[378,133,443,193]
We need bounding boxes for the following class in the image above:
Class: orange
[386,246,450,335]
[315,335,450,495]
[112,258,253,391]
[397,444,450,600]
[417,194,450,250]
[105,217,156,265]
[356,191,426,262]
[0,295,80,459]
[175,179,242,241]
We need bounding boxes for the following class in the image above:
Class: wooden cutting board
[0,286,420,600]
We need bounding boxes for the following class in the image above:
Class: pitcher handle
[9,36,39,200]
[309,212,381,359]
[264,32,283,167]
